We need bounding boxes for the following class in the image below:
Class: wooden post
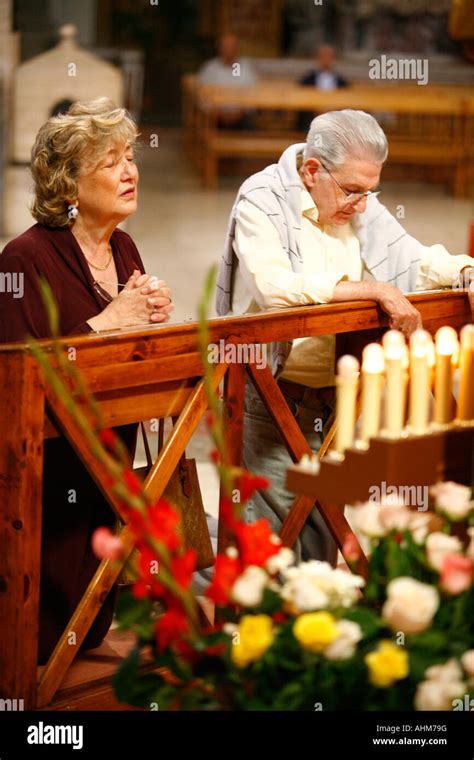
[0,353,45,708]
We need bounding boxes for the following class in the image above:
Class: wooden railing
[0,289,471,708]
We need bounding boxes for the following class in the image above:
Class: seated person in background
[197,32,257,129]
[215,109,474,567]
[0,98,173,664]
[298,45,349,132]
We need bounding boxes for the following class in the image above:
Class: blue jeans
[242,380,338,565]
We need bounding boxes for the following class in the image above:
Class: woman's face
[76,142,139,225]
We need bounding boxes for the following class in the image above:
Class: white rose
[407,512,431,545]
[281,575,329,612]
[382,577,439,635]
[323,567,365,607]
[379,502,413,532]
[430,481,473,521]
[415,679,466,711]
[324,620,362,661]
[461,650,474,678]
[230,566,267,607]
[354,501,388,538]
[265,547,295,575]
[354,502,387,538]
[426,532,463,572]
[280,561,364,611]
[427,658,464,683]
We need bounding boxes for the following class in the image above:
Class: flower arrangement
[30,274,474,711]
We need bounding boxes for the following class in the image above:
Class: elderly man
[216,109,474,565]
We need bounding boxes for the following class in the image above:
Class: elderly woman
[0,98,173,664]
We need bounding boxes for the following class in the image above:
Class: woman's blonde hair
[30,97,140,228]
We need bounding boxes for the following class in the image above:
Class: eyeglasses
[319,160,381,205]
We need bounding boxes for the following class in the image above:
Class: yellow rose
[231,614,274,669]
[365,640,409,688]
[293,612,339,653]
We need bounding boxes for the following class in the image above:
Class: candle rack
[286,424,474,507]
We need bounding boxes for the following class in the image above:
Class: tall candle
[359,343,385,445]
[457,324,474,422]
[334,355,359,456]
[434,326,459,426]
[382,330,407,437]
[408,330,433,434]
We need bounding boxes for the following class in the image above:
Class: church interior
[0,0,473,739]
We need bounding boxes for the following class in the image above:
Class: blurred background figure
[299,44,349,91]
[197,32,257,129]
[298,45,349,132]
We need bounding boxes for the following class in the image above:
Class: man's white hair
[304,109,388,168]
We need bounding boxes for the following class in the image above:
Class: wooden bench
[183,75,472,195]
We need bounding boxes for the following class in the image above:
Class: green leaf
[113,646,140,704]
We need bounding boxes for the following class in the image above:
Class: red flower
[124,469,143,496]
[99,428,117,452]
[235,519,280,568]
[206,554,241,605]
[210,449,220,464]
[148,498,182,551]
[272,612,287,624]
[171,549,197,590]
[205,642,227,657]
[132,579,150,599]
[155,608,190,653]
[219,496,239,531]
[235,472,270,503]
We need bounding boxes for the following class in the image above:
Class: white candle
[457,324,474,422]
[434,326,459,426]
[408,330,433,434]
[382,330,407,437]
[359,343,385,445]
[334,355,360,456]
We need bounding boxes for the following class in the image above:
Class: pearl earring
[67,202,79,220]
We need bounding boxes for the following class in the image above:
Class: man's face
[317,46,336,71]
[219,34,239,64]
[302,157,382,226]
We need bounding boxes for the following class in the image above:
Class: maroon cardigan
[0,223,146,664]
[0,223,145,340]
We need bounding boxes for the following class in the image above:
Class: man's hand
[331,280,422,336]
[374,282,422,335]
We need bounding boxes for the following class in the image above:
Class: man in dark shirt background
[298,45,349,132]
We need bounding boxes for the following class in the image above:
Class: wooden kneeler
[36,364,226,708]
[245,362,367,573]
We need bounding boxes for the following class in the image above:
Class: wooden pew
[182,74,472,195]
[0,289,471,708]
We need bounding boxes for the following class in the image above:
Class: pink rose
[92,527,123,560]
[440,554,473,595]
[342,532,362,563]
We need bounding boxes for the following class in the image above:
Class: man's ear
[302,158,321,190]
